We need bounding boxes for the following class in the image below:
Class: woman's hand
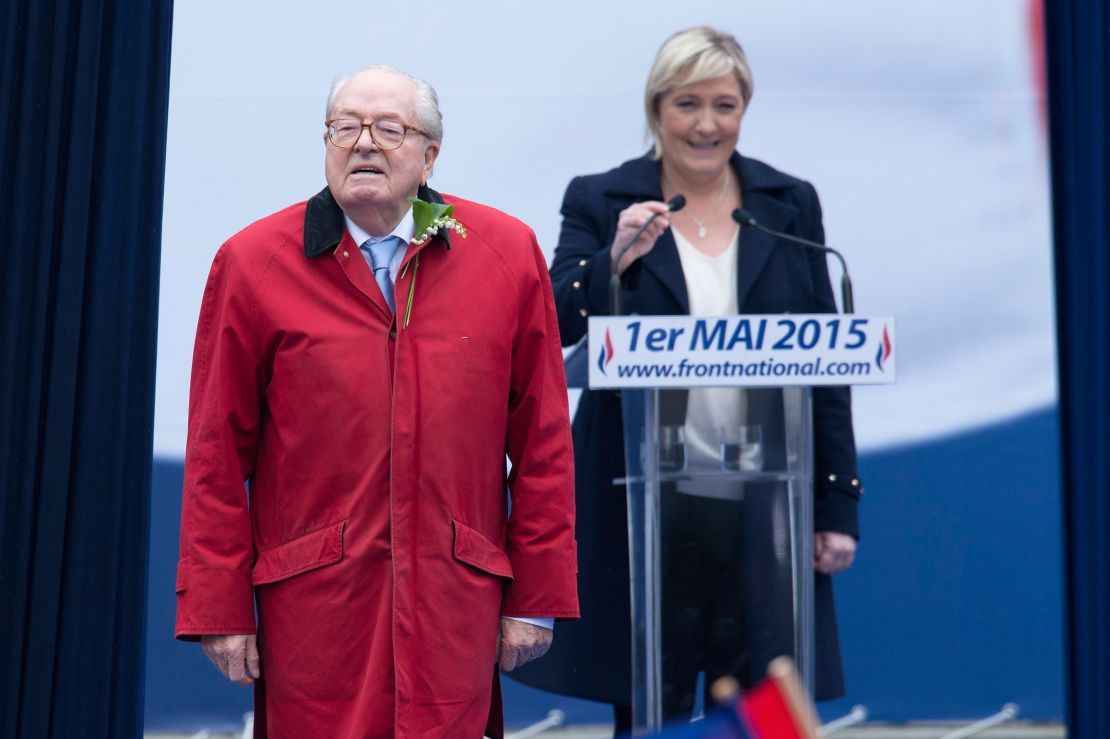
[814,531,857,575]
[611,200,672,276]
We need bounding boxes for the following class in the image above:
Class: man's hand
[496,618,553,672]
[814,531,857,575]
[200,634,261,685]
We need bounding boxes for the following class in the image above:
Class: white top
[673,227,745,485]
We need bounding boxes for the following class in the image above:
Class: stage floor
[148,722,1065,738]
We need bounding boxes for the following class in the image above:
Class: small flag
[651,657,818,738]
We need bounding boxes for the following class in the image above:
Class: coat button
[389,328,397,340]
[828,473,837,482]
[343,250,349,258]
[572,281,581,290]
[579,259,587,267]
[579,308,588,317]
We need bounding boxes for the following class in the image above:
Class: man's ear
[422,141,440,184]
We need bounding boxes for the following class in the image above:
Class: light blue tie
[361,236,403,311]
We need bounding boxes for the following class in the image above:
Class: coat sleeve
[548,176,618,346]
[797,181,863,539]
[175,241,264,640]
[500,230,580,621]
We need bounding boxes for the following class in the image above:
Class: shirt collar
[303,185,448,259]
[344,208,415,248]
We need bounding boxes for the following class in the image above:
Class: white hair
[325,64,444,143]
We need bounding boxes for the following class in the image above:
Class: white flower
[411,216,467,246]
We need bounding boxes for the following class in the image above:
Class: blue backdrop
[145,405,1064,730]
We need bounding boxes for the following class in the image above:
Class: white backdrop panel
[156,0,1054,456]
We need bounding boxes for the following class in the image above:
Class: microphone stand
[609,195,686,315]
[732,208,854,313]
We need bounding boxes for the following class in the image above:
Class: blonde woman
[512,26,861,728]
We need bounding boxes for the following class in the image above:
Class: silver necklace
[681,172,731,239]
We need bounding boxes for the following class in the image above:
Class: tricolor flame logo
[875,325,893,371]
[597,328,615,375]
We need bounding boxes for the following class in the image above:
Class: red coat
[175,187,579,738]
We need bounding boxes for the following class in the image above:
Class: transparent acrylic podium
[616,386,815,735]
[577,313,894,735]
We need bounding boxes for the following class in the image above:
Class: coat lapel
[602,156,688,313]
[598,153,804,314]
[640,228,687,313]
[304,183,452,262]
[735,155,800,310]
[304,184,454,321]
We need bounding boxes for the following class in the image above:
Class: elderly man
[174,65,578,738]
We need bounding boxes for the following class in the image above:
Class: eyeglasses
[324,118,427,150]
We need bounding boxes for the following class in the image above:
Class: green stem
[402,254,419,329]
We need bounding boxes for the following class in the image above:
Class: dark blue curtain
[1045,1,1110,738]
[0,1,173,736]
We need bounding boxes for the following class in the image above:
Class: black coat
[511,153,861,704]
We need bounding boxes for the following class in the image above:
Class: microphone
[609,195,686,315]
[731,208,855,314]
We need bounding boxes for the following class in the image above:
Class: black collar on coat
[302,184,450,259]
[602,152,804,313]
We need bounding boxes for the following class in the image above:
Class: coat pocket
[452,519,513,580]
[252,519,346,585]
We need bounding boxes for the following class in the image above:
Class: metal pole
[506,710,566,739]
[938,703,1020,739]
[818,705,867,736]
[642,389,663,733]
[626,388,663,734]
[790,387,816,697]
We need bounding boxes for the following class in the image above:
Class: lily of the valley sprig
[410,197,467,246]
[399,197,467,330]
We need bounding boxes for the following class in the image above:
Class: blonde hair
[644,26,753,159]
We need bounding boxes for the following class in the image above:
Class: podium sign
[588,314,895,389]
[588,315,894,734]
